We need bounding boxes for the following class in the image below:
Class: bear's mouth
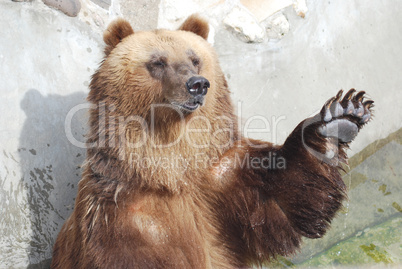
[180,101,200,112]
[174,97,204,113]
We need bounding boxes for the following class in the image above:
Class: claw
[359,100,374,124]
[342,89,356,102]
[351,91,365,117]
[321,97,336,122]
[354,91,366,103]
[330,91,344,118]
[363,100,374,109]
[335,90,343,101]
[341,89,356,114]
[324,97,336,109]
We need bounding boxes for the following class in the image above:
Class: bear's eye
[152,60,166,68]
[146,54,167,79]
[192,58,200,67]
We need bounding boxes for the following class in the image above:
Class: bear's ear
[103,18,134,56]
[178,14,209,40]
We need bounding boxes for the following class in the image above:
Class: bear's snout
[186,76,210,97]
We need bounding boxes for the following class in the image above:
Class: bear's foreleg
[212,90,373,265]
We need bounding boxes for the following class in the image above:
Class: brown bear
[51,15,374,268]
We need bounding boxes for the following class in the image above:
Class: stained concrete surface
[0,0,401,268]
[0,2,100,267]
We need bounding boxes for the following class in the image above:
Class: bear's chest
[123,193,222,268]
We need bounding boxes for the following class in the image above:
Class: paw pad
[318,89,374,143]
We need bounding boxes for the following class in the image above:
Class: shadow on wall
[19,89,88,268]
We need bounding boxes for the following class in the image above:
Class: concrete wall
[0,0,401,267]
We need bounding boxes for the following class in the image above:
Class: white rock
[261,12,290,40]
[293,0,308,18]
[223,5,265,43]
[240,0,293,22]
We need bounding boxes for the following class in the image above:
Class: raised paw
[317,89,374,143]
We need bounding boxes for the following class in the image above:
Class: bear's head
[86,16,235,190]
[89,15,229,123]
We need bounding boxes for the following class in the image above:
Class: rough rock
[240,0,292,22]
[293,0,308,18]
[261,12,289,40]
[89,0,111,10]
[223,5,265,43]
[42,0,81,17]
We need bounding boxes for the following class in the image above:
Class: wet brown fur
[52,16,365,268]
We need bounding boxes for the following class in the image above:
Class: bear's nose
[186,76,210,96]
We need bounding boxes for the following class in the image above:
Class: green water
[269,129,402,268]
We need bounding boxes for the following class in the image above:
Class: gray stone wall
[1,0,401,268]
